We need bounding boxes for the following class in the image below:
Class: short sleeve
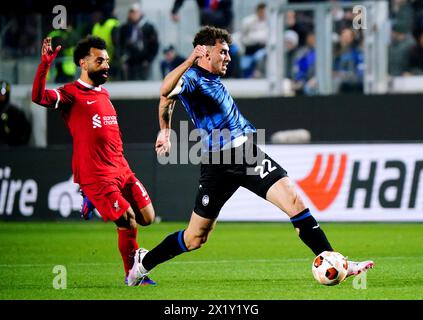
[179,71,198,95]
[167,69,198,99]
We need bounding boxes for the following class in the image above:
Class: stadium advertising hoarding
[0,148,81,220]
[0,147,155,221]
[220,144,423,222]
[0,144,422,221]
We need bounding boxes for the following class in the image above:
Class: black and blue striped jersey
[177,64,256,152]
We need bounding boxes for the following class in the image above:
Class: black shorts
[194,142,288,219]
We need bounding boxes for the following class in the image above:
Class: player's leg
[121,175,155,226]
[252,149,374,275]
[127,211,217,285]
[265,176,306,217]
[81,182,141,283]
[240,143,334,256]
[114,207,143,284]
[120,175,157,285]
[110,199,140,281]
[141,211,217,271]
[137,203,155,226]
[265,177,334,255]
[129,165,239,280]
[114,207,137,229]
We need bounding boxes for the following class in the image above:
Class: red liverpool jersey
[32,62,132,185]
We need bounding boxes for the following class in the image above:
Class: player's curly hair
[192,26,232,47]
[73,36,107,66]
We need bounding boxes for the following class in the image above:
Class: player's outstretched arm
[32,37,62,107]
[155,45,206,156]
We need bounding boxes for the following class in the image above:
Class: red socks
[117,228,139,276]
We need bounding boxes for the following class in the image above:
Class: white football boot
[127,248,150,286]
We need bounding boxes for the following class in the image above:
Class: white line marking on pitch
[0,256,421,268]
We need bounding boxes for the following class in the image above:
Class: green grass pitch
[0,221,422,300]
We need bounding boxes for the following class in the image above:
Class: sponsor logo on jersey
[92,114,102,128]
[103,115,117,126]
[92,114,117,128]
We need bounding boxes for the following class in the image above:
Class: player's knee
[139,218,153,226]
[185,235,208,251]
[144,206,155,225]
[138,205,155,226]
[114,217,130,229]
[290,192,306,215]
[115,211,137,229]
[293,192,305,209]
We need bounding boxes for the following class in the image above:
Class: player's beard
[218,61,228,76]
[88,69,109,86]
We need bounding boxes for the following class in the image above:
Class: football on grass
[312,251,348,286]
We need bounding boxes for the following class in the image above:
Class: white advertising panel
[220,144,423,221]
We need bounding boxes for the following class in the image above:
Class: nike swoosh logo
[87,100,97,105]
[312,224,320,229]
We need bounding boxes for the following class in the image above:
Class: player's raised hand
[155,129,172,157]
[188,45,208,64]
[41,37,61,65]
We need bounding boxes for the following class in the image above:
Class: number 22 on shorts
[254,159,277,179]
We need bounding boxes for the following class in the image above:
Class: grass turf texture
[0,221,422,300]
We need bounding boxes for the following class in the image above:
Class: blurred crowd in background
[2,1,423,87]
[1,0,423,146]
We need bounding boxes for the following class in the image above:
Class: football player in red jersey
[32,36,156,286]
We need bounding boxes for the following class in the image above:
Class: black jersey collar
[192,64,220,80]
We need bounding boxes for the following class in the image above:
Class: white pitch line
[0,258,308,268]
[0,256,421,268]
